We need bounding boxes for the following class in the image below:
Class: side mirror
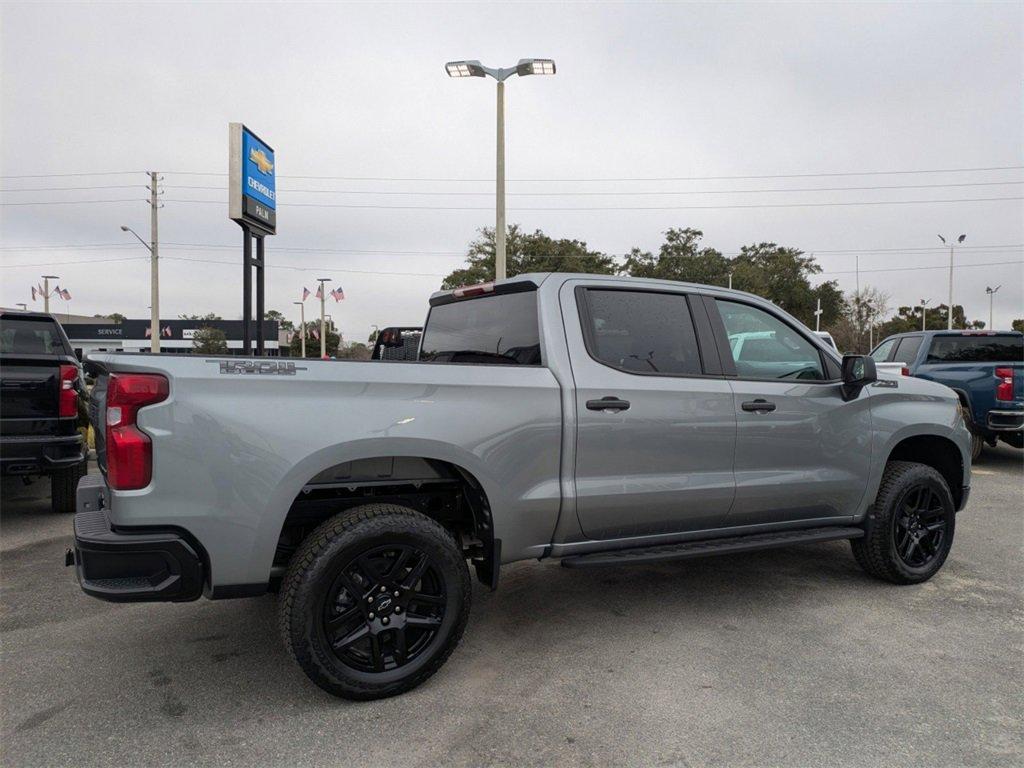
[841,354,877,400]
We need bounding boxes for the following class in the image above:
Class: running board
[560,526,864,569]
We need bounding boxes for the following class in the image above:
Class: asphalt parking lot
[1,447,1021,768]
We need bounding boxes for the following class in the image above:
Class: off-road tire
[851,461,955,584]
[51,458,87,514]
[279,503,471,700]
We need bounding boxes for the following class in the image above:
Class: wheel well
[887,435,965,508]
[274,457,497,588]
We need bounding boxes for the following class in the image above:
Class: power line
[0,199,144,206]
[156,179,1024,196]
[0,256,148,268]
[150,196,1024,211]
[0,171,145,179]
[820,260,1023,276]
[162,164,1024,182]
[0,185,148,193]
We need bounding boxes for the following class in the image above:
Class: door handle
[586,396,631,412]
[741,399,776,413]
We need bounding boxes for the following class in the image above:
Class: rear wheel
[51,457,87,514]
[279,503,471,700]
[851,461,955,584]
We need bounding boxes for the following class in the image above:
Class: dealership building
[60,319,283,357]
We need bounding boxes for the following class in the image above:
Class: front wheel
[278,503,471,700]
[851,461,955,584]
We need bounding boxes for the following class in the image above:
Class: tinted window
[0,318,66,355]
[892,336,923,364]
[925,335,1024,363]
[420,290,541,365]
[870,338,898,363]
[582,290,702,375]
[716,300,825,380]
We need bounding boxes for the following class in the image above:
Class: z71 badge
[214,361,305,375]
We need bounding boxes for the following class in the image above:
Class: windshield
[419,290,541,365]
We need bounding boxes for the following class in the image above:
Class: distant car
[0,310,88,512]
[814,331,838,351]
[871,330,1023,459]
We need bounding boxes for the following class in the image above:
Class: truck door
[561,281,737,540]
[709,298,873,526]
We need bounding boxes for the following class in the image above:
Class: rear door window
[892,336,923,364]
[420,289,541,365]
[580,289,702,376]
[925,335,1024,363]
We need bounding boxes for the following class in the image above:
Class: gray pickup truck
[70,274,972,699]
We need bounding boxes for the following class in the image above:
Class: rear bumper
[0,433,83,475]
[987,409,1024,432]
[68,474,203,603]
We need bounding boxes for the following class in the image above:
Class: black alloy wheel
[321,544,447,674]
[280,503,471,700]
[891,485,948,569]
[851,460,955,585]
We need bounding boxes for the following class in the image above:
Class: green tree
[289,321,339,357]
[441,225,617,289]
[729,243,833,328]
[179,312,221,321]
[1011,319,1024,333]
[621,228,729,285]
[95,312,125,324]
[264,309,293,332]
[191,327,228,354]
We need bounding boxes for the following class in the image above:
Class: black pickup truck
[0,310,88,512]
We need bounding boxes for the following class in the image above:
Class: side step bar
[561,526,864,569]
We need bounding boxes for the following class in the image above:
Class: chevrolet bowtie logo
[249,148,274,175]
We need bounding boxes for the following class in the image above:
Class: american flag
[61,289,72,300]
[330,286,345,302]
[315,284,324,300]
[31,286,37,301]
[302,287,310,301]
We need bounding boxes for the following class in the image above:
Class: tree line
[442,225,1016,353]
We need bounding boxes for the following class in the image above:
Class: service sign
[229,123,277,235]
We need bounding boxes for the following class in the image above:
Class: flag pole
[316,277,331,358]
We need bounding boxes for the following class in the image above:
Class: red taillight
[901,366,911,377]
[58,364,78,418]
[105,373,168,490]
[995,367,1014,402]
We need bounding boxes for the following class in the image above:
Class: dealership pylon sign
[229,123,275,356]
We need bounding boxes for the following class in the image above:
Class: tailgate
[0,358,62,437]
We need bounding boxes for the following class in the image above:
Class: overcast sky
[2,1,1021,340]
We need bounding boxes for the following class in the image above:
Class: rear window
[420,290,541,365]
[0,318,68,355]
[925,335,1024,363]
[893,336,923,364]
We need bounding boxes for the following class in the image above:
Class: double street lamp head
[445,58,556,82]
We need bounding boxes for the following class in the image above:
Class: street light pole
[445,58,556,281]
[121,218,161,352]
[985,285,1001,330]
[495,79,506,281]
[920,298,930,331]
[814,297,823,332]
[293,300,306,358]
[938,234,966,330]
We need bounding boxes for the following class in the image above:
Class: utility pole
[814,297,823,332]
[316,278,331,358]
[728,272,733,290]
[920,298,930,331]
[41,275,59,313]
[938,234,966,330]
[149,171,161,352]
[293,300,306,358]
[986,285,1001,330]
